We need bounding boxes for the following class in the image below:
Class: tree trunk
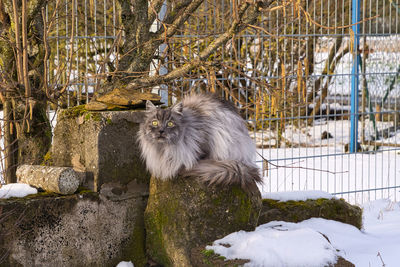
[14,99,52,165]
[3,98,17,184]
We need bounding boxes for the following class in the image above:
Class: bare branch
[21,0,30,98]
[157,0,203,38]
[148,0,167,27]
[126,0,273,90]
[257,152,349,176]
[11,0,23,83]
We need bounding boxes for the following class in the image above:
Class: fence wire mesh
[41,0,400,204]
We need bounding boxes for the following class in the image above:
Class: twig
[257,151,348,175]
[11,0,23,83]
[377,252,386,267]
[42,7,50,99]
[126,0,274,91]
[21,0,30,99]
[299,5,379,30]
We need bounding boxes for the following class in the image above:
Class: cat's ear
[171,102,183,115]
[146,100,157,112]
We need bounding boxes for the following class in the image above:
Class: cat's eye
[151,120,159,126]
[167,121,174,127]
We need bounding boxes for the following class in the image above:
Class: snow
[116,261,134,267]
[208,198,400,267]
[207,222,338,267]
[0,183,38,199]
[262,190,334,201]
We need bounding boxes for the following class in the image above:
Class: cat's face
[142,101,183,145]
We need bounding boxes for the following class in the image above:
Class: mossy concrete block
[144,176,262,267]
[0,181,148,267]
[260,198,362,229]
[52,107,150,192]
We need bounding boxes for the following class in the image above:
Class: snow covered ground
[255,119,400,204]
[257,146,400,204]
[208,197,400,267]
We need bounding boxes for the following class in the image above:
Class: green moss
[145,208,172,266]
[0,189,98,206]
[59,105,102,122]
[84,113,92,121]
[231,186,254,225]
[41,151,53,166]
[201,249,217,265]
[121,210,147,267]
[76,186,95,195]
[24,191,60,199]
[84,112,102,122]
[59,105,88,119]
[199,249,239,266]
[202,249,216,258]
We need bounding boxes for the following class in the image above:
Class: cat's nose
[159,129,164,134]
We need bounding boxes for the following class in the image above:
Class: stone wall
[1,108,151,267]
[0,181,148,267]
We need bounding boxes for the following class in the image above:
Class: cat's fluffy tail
[181,160,262,193]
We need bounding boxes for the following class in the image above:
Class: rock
[96,89,161,107]
[344,142,362,153]
[190,247,250,267]
[0,180,149,267]
[85,100,129,111]
[330,257,355,267]
[321,131,333,139]
[192,249,354,267]
[84,100,109,111]
[144,176,262,267]
[52,108,150,192]
[259,198,362,229]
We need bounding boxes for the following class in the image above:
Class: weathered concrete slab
[0,180,148,267]
[52,107,150,192]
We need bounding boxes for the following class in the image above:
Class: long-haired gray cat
[138,93,261,191]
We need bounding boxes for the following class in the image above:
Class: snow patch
[116,261,134,267]
[0,183,38,199]
[262,190,335,202]
[208,199,400,267]
[207,221,338,267]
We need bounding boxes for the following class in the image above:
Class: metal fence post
[350,0,361,153]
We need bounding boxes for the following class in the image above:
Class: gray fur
[138,93,262,191]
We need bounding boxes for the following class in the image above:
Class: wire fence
[44,0,400,204]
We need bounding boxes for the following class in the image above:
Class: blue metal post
[350,0,361,153]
